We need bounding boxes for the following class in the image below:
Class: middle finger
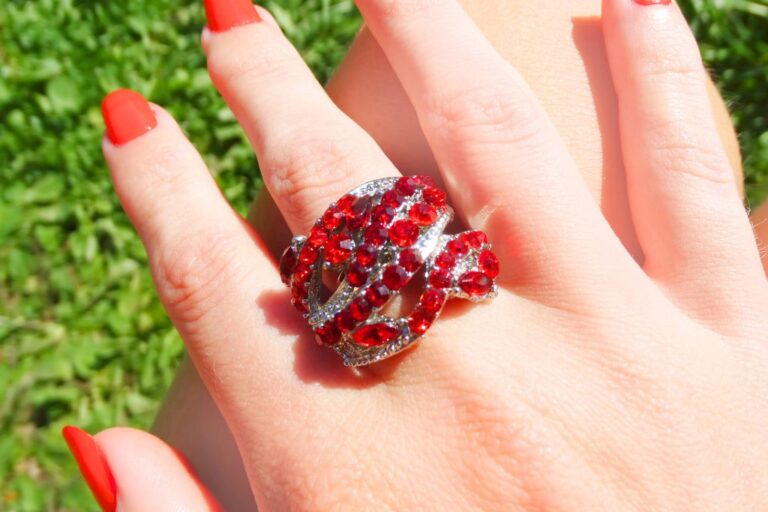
[203,1,400,233]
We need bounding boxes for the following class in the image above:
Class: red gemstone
[322,207,345,231]
[334,309,357,332]
[446,238,468,257]
[364,224,389,246]
[299,245,319,264]
[435,251,456,269]
[353,322,400,347]
[365,281,391,307]
[335,194,356,215]
[429,268,452,288]
[279,246,297,285]
[347,195,372,229]
[380,189,405,208]
[419,288,447,313]
[478,250,499,278]
[292,283,308,301]
[423,187,447,207]
[398,248,422,272]
[307,225,328,248]
[408,202,437,226]
[461,230,488,249]
[349,296,372,322]
[326,234,355,264]
[356,244,379,267]
[293,263,312,284]
[346,262,368,287]
[413,175,437,188]
[315,323,341,346]
[396,176,420,196]
[370,204,396,225]
[382,265,409,290]
[389,220,420,247]
[408,309,435,335]
[458,271,493,296]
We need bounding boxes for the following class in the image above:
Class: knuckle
[207,37,298,88]
[425,81,545,148]
[362,0,442,18]
[151,232,246,327]
[264,129,370,225]
[646,129,734,186]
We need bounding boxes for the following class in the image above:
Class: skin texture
[88,1,768,510]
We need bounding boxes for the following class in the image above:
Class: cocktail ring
[279,176,499,367]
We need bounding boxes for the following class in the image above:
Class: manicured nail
[62,426,117,512]
[633,0,671,5]
[204,0,261,32]
[102,89,157,145]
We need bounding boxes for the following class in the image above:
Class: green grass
[0,0,766,509]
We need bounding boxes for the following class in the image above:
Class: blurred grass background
[0,0,766,509]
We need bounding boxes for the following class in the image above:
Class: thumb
[63,426,222,511]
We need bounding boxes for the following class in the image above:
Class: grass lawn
[1,0,766,509]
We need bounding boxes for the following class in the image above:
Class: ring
[279,176,499,367]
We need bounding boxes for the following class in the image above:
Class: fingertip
[62,425,118,512]
[101,89,158,146]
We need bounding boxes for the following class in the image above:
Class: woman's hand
[74,0,768,510]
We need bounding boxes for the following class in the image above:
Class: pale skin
[91,0,768,510]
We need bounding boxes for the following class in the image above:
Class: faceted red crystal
[291,283,308,302]
[279,246,297,285]
[370,204,396,225]
[355,244,379,267]
[321,207,345,231]
[315,323,341,346]
[389,220,420,247]
[408,202,437,226]
[435,251,456,269]
[461,230,489,249]
[446,238,469,257]
[292,297,309,314]
[478,250,500,278]
[353,322,400,347]
[422,187,447,207]
[335,194,356,215]
[346,262,368,287]
[325,234,355,264]
[364,224,389,246]
[307,225,328,248]
[365,281,391,307]
[382,265,409,290]
[408,309,435,335]
[380,189,405,208]
[429,268,452,289]
[413,175,437,188]
[293,263,313,284]
[398,248,422,272]
[334,309,357,332]
[396,176,419,196]
[419,288,447,313]
[349,296,372,322]
[299,245,318,264]
[347,195,372,229]
[458,271,493,296]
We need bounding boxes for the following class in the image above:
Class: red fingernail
[633,0,671,5]
[204,0,261,32]
[102,89,157,145]
[62,426,117,512]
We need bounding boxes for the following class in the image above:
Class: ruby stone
[356,244,379,267]
[349,296,372,322]
[307,225,328,248]
[458,271,493,296]
[365,281,391,307]
[429,268,452,289]
[461,230,488,249]
[299,245,318,264]
[326,234,355,264]
[334,309,357,332]
[422,187,447,207]
[364,224,389,246]
[435,251,456,268]
[408,309,435,335]
[389,220,420,247]
[315,323,341,346]
[478,250,499,278]
[446,238,469,257]
[346,262,368,287]
[408,202,437,226]
[353,323,400,347]
[370,204,396,225]
[293,263,312,284]
[382,265,409,290]
[396,176,419,196]
[347,195,372,229]
[279,246,297,285]
[419,288,447,313]
[380,189,405,208]
[398,248,422,272]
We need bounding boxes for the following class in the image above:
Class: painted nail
[633,0,671,5]
[204,0,261,32]
[102,89,157,145]
[62,426,117,512]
